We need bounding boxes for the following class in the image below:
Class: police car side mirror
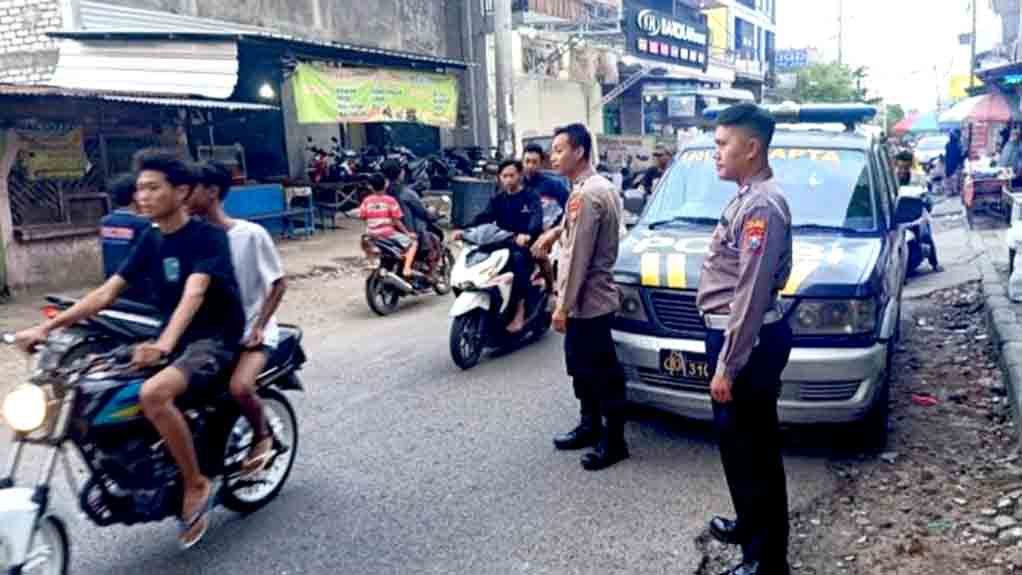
[894,193,924,225]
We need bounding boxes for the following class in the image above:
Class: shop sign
[667,95,697,118]
[624,7,708,71]
[292,63,459,129]
[14,127,86,181]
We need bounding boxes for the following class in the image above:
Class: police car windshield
[642,147,877,233]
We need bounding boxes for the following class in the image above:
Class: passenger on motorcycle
[381,159,440,278]
[896,149,941,272]
[523,143,570,211]
[14,149,246,548]
[451,159,543,333]
[187,161,288,479]
[360,173,420,278]
[99,172,154,305]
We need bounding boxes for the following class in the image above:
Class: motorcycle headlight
[616,282,648,323]
[789,299,876,336]
[2,384,48,433]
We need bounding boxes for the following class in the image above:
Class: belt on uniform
[702,309,782,330]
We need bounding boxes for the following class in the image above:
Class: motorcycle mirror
[1,333,15,345]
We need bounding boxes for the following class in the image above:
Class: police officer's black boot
[580,411,628,471]
[553,401,600,450]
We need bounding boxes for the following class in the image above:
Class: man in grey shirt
[1001,127,1022,171]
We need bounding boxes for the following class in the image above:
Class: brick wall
[0,0,63,83]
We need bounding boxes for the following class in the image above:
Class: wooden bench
[224,184,315,239]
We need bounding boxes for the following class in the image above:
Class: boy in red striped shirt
[359,173,418,278]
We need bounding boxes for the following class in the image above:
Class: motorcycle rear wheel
[219,389,299,514]
[19,516,69,575]
[366,271,401,316]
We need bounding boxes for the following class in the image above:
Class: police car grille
[647,290,706,335]
[798,381,861,402]
[626,367,710,394]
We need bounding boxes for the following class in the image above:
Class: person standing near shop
[639,144,672,196]
[99,173,153,304]
[945,129,967,196]
[532,123,627,471]
[696,103,793,575]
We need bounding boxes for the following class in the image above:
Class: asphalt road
[0,292,851,575]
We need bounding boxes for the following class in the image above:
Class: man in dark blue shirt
[16,150,244,550]
[523,143,570,210]
[99,173,153,303]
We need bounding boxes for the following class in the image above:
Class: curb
[974,229,1022,449]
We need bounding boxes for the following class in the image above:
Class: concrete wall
[97,0,450,57]
[515,76,603,147]
[0,0,63,82]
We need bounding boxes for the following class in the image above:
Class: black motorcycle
[0,298,305,574]
[361,224,454,316]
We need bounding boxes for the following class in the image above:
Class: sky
[775,0,1003,112]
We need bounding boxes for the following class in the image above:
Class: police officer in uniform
[697,104,793,575]
[533,123,627,471]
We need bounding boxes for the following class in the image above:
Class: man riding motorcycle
[896,149,941,272]
[452,159,543,333]
[14,150,246,549]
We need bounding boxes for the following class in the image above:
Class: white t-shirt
[228,220,284,349]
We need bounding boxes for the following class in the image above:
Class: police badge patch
[742,217,766,254]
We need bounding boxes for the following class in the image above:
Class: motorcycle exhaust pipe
[379,270,415,294]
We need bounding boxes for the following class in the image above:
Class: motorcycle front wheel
[19,516,69,575]
[434,248,455,296]
[366,270,400,316]
[450,309,486,370]
[219,388,299,514]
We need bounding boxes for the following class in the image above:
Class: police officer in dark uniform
[696,104,793,575]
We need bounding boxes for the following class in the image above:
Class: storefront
[0,86,278,291]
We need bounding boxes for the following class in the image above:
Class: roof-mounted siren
[703,103,878,131]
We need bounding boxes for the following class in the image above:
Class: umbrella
[939,92,1019,126]
[908,111,940,134]
[893,112,919,136]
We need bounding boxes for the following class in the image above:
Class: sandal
[178,477,220,550]
[240,436,274,479]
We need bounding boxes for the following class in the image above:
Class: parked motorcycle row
[306,136,506,193]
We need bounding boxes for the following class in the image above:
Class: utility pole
[969,0,978,90]
[493,0,515,157]
[837,0,843,65]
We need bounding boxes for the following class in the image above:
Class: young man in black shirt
[639,144,672,195]
[15,150,245,549]
[523,143,570,209]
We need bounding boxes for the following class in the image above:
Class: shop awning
[640,84,755,102]
[48,38,240,99]
[0,84,278,111]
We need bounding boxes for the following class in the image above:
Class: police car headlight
[616,284,648,323]
[789,299,876,336]
[2,384,48,433]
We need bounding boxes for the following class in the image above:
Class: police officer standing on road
[532,123,627,471]
[697,104,793,575]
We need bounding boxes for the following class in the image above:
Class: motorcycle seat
[107,298,162,318]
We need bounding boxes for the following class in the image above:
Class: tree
[885,104,906,133]
[775,61,874,104]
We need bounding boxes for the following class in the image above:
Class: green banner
[292,63,459,129]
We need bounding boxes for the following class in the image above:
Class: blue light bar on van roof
[702,103,878,126]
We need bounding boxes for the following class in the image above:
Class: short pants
[172,338,236,398]
[379,232,414,251]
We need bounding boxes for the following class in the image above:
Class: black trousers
[705,321,793,568]
[565,314,626,415]
[507,245,533,313]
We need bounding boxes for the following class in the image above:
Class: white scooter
[448,201,561,370]
[899,185,938,275]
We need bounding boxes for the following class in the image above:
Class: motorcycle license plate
[659,349,711,381]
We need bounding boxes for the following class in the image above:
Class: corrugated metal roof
[0,84,278,111]
[50,39,239,99]
[66,1,468,70]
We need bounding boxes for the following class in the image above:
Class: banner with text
[15,127,86,180]
[292,63,459,129]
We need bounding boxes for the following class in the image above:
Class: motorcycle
[0,300,306,574]
[447,202,562,370]
[900,185,938,275]
[362,213,455,316]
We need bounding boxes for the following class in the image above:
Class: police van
[611,104,926,441]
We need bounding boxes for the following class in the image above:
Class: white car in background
[914,135,949,167]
